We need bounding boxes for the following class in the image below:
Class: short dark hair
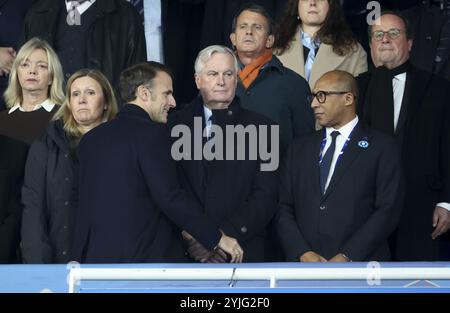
[368,11,413,41]
[119,61,172,103]
[231,3,274,35]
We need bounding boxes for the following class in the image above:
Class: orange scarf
[239,50,273,89]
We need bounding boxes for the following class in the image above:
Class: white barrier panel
[68,267,450,293]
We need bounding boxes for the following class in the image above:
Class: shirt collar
[326,115,359,140]
[203,105,213,122]
[8,99,56,114]
[66,0,96,15]
[393,72,406,82]
[300,29,321,47]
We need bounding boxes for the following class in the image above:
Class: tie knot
[331,131,340,141]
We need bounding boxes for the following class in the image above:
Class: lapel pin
[358,140,369,148]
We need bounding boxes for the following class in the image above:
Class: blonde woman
[21,69,118,263]
[0,37,64,144]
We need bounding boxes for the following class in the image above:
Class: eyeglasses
[308,91,350,103]
[371,28,404,41]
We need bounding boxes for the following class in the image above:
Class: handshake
[182,230,244,263]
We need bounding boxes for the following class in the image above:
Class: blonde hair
[53,69,118,138]
[3,37,64,108]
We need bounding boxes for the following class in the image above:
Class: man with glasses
[276,70,404,262]
[357,11,450,261]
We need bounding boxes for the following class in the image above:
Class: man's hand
[329,253,350,262]
[182,231,228,263]
[206,248,228,263]
[299,251,327,262]
[432,206,450,239]
[217,232,243,263]
[0,47,16,75]
[182,230,210,262]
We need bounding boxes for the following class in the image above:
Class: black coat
[72,104,222,263]
[0,0,34,111]
[21,120,78,263]
[235,56,314,154]
[357,66,450,260]
[0,134,29,263]
[276,123,404,261]
[21,0,147,92]
[403,4,450,81]
[169,97,279,262]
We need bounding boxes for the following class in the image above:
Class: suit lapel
[310,44,345,88]
[177,101,206,202]
[400,68,430,134]
[321,124,367,201]
[278,28,305,77]
[312,130,324,198]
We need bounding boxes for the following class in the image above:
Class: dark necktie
[320,131,340,194]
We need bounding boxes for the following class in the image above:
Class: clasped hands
[299,251,350,262]
[182,230,243,263]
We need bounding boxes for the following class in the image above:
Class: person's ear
[266,34,275,49]
[230,33,237,48]
[344,92,354,106]
[137,85,150,101]
[194,73,201,90]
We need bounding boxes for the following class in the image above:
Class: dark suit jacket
[276,122,404,261]
[168,97,279,262]
[0,0,35,110]
[404,4,450,81]
[0,134,29,263]
[357,66,450,260]
[21,0,146,94]
[72,104,221,263]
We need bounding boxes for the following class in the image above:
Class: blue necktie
[320,131,340,194]
[301,32,320,82]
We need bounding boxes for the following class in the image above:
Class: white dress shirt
[392,73,406,131]
[8,99,56,114]
[203,106,213,138]
[143,0,163,63]
[65,0,96,16]
[322,116,359,192]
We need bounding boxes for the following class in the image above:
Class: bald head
[311,70,358,129]
[320,70,359,107]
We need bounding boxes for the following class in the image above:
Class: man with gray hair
[169,45,279,262]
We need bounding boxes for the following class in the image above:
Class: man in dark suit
[357,12,450,260]
[21,0,146,99]
[276,70,404,262]
[0,134,29,263]
[72,62,243,263]
[169,45,279,262]
[403,0,450,80]
[0,0,35,111]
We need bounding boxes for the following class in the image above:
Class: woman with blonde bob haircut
[21,69,118,263]
[0,37,64,144]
